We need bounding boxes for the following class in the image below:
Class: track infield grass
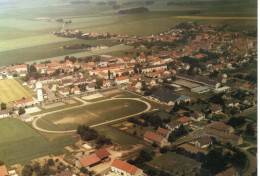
[0,118,76,166]
[36,99,147,131]
[0,79,33,107]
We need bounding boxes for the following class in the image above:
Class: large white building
[36,82,44,102]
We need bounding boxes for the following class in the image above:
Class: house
[131,81,142,89]
[145,79,156,86]
[86,83,95,91]
[166,121,181,131]
[0,165,8,176]
[58,170,77,176]
[195,136,213,148]
[72,87,81,94]
[156,127,170,139]
[222,93,232,100]
[103,80,111,87]
[144,131,169,147]
[59,88,70,96]
[226,99,240,107]
[14,98,34,107]
[0,74,3,79]
[177,116,191,125]
[190,111,205,121]
[150,87,190,106]
[208,122,234,134]
[0,109,10,118]
[75,148,110,169]
[94,148,111,161]
[115,76,129,85]
[132,75,141,81]
[111,159,146,176]
[76,153,101,168]
[209,104,222,113]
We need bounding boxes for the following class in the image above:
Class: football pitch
[0,79,32,107]
[0,118,76,166]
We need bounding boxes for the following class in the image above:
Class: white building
[0,109,10,118]
[115,76,129,85]
[111,159,146,176]
[36,82,44,102]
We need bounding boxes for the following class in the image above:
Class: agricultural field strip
[26,44,133,64]
[172,16,257,20]
[0,35,74,52]
[32,97,151,133]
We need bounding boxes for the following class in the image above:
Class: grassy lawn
[95,125,145,149]
[37,99,148,131]
[0,118,76,166]
[0,79,33,107]
[149,151,201,174]
[244,111,257,122]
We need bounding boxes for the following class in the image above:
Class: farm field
[149,152,201,174]
[36,99,148,131]
[0,118,76,166]
[0,39,120,66]
[0,79,33,107]
[0,0,257,66]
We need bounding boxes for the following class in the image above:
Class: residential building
[144,131,169,147]
[111,159,146,176]
[195,136,213,148]
[166,121,181,131]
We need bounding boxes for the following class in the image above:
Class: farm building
[13,98,34,107]
[111,159,146,176]
[191,86,210,94]
[0,109,10,118]
[144,131,169,147]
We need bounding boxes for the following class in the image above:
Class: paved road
[32,97,151,133]
[43,86,56,101]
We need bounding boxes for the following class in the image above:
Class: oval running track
[32,98,151,133]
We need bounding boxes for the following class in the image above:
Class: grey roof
[151,87,181,104]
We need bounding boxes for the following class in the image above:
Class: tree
[0,160,4,166]
[138,149,154,162]
[77,125,98,141]
[245,123,255,136]
[159,146,169,153]
[96,135,112,147]
[1,103,6,110]
[32,162,41,173]
[29,65,37,73]
[96,78,103,89]
[201,148,227,175]
[47,159,54,166]
[22,165,33,176]
[80,167,88,174]
[18,107,25,115]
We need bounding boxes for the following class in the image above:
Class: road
[32,97,151,133]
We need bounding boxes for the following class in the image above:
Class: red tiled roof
[144,131,164,143]
[178,116,191,123]
[116,76,129,81]
[14,98,33,105]
[0,165,8,176]
[157,127,170,136]
[94,148,111,160]
[111,159,139,175]
[73,87,80,91]
[58,170,73,176]
[79,153,101,167]
[133,75,141,79]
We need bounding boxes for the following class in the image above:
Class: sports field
[0,79,32,107]
[0,118,76,166]
[36,99,147,131]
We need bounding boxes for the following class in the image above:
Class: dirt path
[32,97,151,133]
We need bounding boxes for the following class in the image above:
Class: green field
[149,151,201,174]
[0,118,76,166]
[36,99,147,131]
[0,0,256,66]
[0,39,120,66]
[245,111,257,122]
[0,79,33,107]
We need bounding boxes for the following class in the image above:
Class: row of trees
[76,125,111,147]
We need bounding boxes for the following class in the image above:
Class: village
[0,22,257,176]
